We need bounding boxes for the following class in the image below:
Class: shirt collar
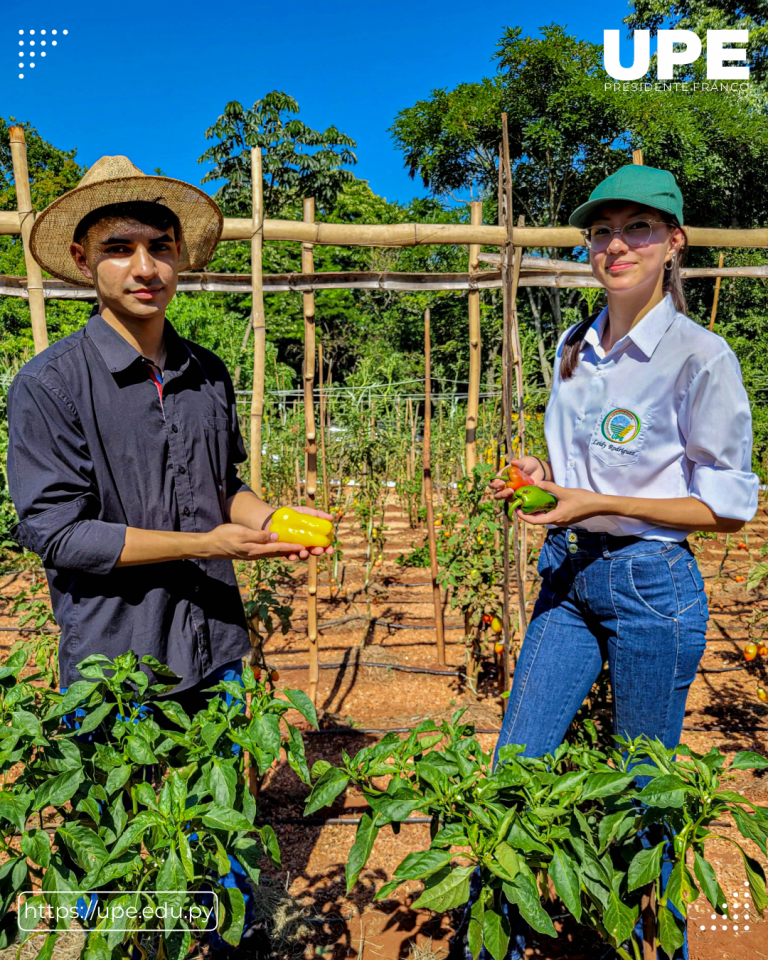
[581,294,678,361]
[86,314,195,375]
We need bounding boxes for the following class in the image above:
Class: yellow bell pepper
[268,508,334,548]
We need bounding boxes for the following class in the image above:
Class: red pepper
[502,465,534,490]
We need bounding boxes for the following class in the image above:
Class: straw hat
[29,155,223,287]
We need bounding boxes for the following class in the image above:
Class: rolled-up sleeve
[7,373,127,574]
[678,349,759,521]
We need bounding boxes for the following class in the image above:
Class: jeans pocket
[684,558,709,620]
[627,553,678,620]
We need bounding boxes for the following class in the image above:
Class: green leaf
[124,736,157,765]
[251,713,282,759]
[738,847,768,915]
[665,859,698,915]
[731,751,768,771]
[304,768,350,816]
[258,825,281,867]
[549,845,582,922]
[693,852,726,913]
[55,823,108,873]
[74,701,114,736]
[732,806,768,856]
[218,885,245,946]
[414,864,474,912]
[482,906,510,960]
[107,811,157,861]
[658,902,685,958]
[154,699,192,730]
[394,848,454,881]
[20,829,51,869]
[502,872,556,937]
[637,775,687,808]
[209,759,237,808]
[105,764,132,795]
[604,889,638,945]
[367,794,423,823]
[374,879,401,901]
[178,832,195,883]
[232,837,262,884]
[346,813,380,893]
[494,842,521,882]
[468,896,484,960]
[311,759,332,780]
[156,846,187,932]
[201,804,255,834]
[133,781,158,810]
[82,932,111,960]
[581,772,634,801]
[33,769,84,811]
[628,842,665,892]
[282,688,319,728]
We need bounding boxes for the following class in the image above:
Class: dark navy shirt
[7,314,251,693]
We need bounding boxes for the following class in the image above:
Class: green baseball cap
[569,165,684,229]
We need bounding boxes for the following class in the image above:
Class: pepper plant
[0,649,317,959]
[304,713,768,960]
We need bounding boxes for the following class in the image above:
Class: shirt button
[183,506,190,517]
[171,424,179,433]
[578,413,585,421]
[178,466,186,475]
[568,544,578,554]
[568,458,575,467]
[567,532,577,542]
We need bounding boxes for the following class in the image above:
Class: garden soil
[1,499,767,960]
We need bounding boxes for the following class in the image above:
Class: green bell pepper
[509,485,558,516]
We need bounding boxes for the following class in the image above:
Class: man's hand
[199,524,310,561]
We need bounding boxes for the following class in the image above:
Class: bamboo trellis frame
[465,201,482,473]
[302,199,320,705]
[249,148,266,493]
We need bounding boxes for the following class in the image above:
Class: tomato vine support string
[303,198,320,706]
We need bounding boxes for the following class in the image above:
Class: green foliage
[305,717,768,960]
[0,650,317,957]
[198,92,357,217]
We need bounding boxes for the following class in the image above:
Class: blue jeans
[64,658,254,951]
[463,528,708,959]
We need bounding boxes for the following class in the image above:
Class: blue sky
[6,0,635,206]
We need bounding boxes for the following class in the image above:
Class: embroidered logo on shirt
[601,408,641,444]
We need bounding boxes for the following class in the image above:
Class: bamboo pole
[632,149,644,165]
[465,201,483,474]
[3,206,768,249]
[499,143,512,704]
[709,252,725,331]
[640,884,656,960]
[249,148,265,493]
[303,199,320,706]
[423,308,446,666]
[318,341,329,513]
[9,127,48,354]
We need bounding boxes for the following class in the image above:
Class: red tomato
[482,614,492,624]
[270,669,280,681]
[744,643,758,662]
[253,667,262,681]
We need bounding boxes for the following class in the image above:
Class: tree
[198,91,358,217]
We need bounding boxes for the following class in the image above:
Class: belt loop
[601,533,611,559]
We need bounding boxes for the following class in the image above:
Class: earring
[664,258,674,270]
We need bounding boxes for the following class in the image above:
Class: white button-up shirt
[545,293,758,541]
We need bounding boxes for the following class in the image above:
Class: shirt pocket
[588,398,652,468]
[202,416,230,491]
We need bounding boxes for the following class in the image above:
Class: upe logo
[602,409,641,444]
[604,30,749,81]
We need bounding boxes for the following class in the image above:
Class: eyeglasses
[582,219,672,252]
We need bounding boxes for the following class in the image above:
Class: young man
[8,154,331,698]
[8,155,332,950]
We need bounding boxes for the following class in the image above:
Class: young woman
[482,164,758,960]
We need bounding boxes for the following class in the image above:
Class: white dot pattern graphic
[15,28,68,75]
[696,889,755,937]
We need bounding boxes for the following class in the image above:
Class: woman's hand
[488,456,545,495]
[500,480,606,527]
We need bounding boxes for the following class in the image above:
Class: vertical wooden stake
[423,309,446,666]
[9,127,48,354]
[709,252,725,331]
[318,342,329,513]
[640,883,657,959]
[303,199,320,706]
[632,149,644,165]
[465,200,482,475]
[249,148,265,493]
